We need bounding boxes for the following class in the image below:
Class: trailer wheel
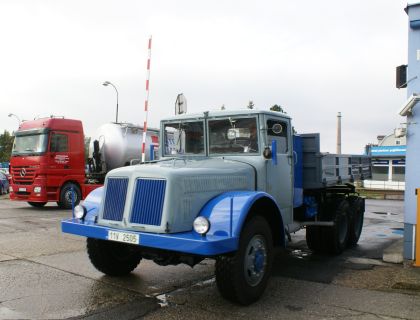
[28,202,47,208]
[347,197,364,247]
[215,216,273,305]
[306,226,324,252]
[87,238,142,276]
[58,183,81,209]
[327,199,350,254]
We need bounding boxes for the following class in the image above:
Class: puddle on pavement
[155,294,169,307]
[391,227,404,236]
[153,278,215,308]
[372,211,398,216]
[291,249,312,260]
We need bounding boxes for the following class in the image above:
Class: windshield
[164,121,204,155]
[12,133,49,155]
[209,117,259,154]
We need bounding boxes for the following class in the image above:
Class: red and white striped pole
[141,36,152,163]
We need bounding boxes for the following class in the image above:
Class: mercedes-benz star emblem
[20,168,26,177]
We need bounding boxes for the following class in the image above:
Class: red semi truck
[9,117,158,209]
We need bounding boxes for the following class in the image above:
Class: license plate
[18,187,26,192]
[108,231,139,245]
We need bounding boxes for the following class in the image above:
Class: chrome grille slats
[102,177,129,221]
[130,178,166,226]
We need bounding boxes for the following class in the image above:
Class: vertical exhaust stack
[336,112,342,154]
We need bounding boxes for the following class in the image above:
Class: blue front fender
[81,186,103,222]
[199,191,286,247]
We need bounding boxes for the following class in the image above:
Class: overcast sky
[0,0,411,154]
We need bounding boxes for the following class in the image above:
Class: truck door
[265,118,293,224]
[47,132,70,189]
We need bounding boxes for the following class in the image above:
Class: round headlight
[193,216,210,235]
[74,205,86,219]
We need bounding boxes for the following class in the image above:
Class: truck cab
[161,110,294,226]
[62,109,367,305]
[10,118,86,208]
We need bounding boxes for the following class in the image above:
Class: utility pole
[336,112,342,154]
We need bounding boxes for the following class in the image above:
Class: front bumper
[10,183,48,202]
[62,218,238,256]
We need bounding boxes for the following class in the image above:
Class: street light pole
[102,81,119,123]
[8,113,21,127]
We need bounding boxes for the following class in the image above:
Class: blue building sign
[371,145,406,156]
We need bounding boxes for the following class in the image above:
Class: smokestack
[337,112,342,154]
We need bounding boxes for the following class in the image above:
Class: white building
[364,132,406,190]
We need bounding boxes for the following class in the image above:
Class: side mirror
[263,141,277,165]
[263,147,272,159]
[272,123,283,134]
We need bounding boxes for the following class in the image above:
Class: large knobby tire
[87,238,142,276]
[306,198,350,255]
[306,225,324,252]
[28,202,47,208]
[327,199,350,254]
[58,183,81,209]
[347,196,364,247]
[215,216,273,305]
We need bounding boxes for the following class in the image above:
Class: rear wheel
[87,238,142,276]
[306,225,324,252]
[58,183,81,209]
[327,199,350,254]
[215,216,273,305]
[28,202,47,208]
[347,196,364,247]
[306,198,350,255]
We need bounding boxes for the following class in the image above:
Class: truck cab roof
[161,109,291,122]
[17,118,83,133]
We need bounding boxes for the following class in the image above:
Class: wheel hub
[244,235,267,287]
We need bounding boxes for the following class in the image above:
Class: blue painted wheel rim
[244,235,267,287]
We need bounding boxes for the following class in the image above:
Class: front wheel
[87,238,142,276]
[58,183,81,209]
[215,216,273,305]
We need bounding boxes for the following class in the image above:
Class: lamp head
[102,81,110,86]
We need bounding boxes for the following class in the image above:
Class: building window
[392,166,405,182]
[396,140,401,145]
[372,166,389,181]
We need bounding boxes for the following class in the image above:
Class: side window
[50,133,68,152]
[267,119,288,153]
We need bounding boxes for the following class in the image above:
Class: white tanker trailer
[87,123,159,183]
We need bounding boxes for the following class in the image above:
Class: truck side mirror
[263,141,277,165]
[263,147,272,159]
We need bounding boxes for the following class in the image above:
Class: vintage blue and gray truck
[62,109,370,305]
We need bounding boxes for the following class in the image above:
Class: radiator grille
[130,178,166,226]
[102,177,129,221]
[12,167,36,185]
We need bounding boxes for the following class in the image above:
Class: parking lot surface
[0,197,419,319]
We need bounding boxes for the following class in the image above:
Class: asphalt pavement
[0,196,419,320]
